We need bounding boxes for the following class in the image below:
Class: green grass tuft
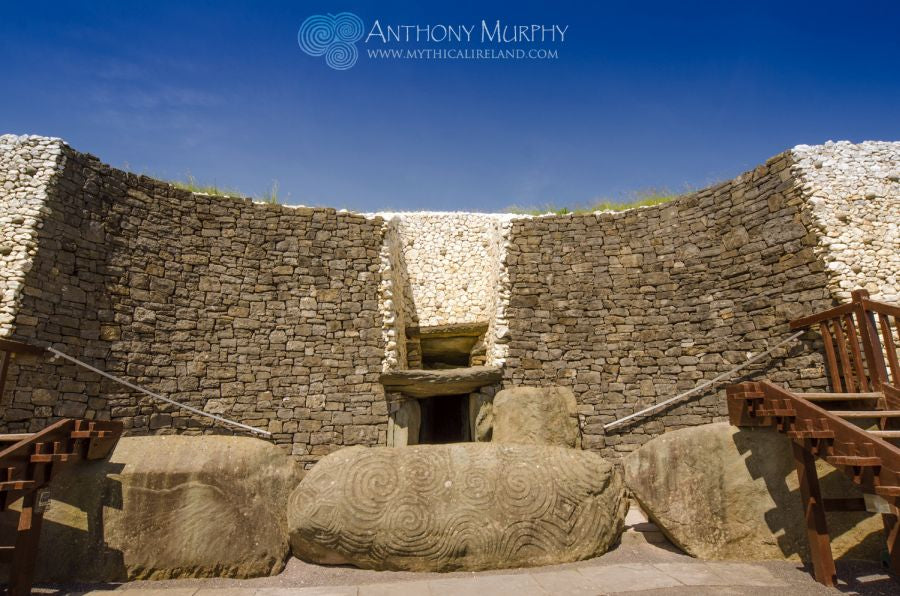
[170,174,242,198]
[166,174,281,204]
[259,180,280,204]
[506,188,682,216]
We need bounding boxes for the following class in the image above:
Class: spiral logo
[298,12,365,70]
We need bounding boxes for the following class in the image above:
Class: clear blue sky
[2,1,898,211]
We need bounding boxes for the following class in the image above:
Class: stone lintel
[379,366,503,398]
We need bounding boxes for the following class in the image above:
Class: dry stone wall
[791,141,899,303]
[0,135,66,336]
[0,136,896,464]
[377,217,409,371]
[1,142,386,468]
[372,212,515,368]
[503,150,838,458]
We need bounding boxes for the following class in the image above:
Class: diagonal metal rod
[604,330,805,430]
[45,346,272,437]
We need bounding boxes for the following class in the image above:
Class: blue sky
[2,1,898,211]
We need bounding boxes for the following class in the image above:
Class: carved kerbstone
[288,443,627,571]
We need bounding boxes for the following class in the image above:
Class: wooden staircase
[728,290,900,587]
[0,417,122,595]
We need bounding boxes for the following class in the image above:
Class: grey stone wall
[502,150,836,458]
[2,143,387,468]
[1,136,896,464]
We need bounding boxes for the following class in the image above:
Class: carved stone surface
[492,386,581,448]
[379,366,503,398]
[3,436,303,581]
[288,443,627,571]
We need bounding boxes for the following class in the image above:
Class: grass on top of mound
[169,175,281,204]
[506,189,681,216]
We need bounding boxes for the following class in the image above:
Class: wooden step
[0,479,36,491]
[70,430,113,439]
[831,410,900,418]
[797,392,882,401]
[875,486,900,497]
[755,408,797,417]
[30,452,78,463]
[0,433,33,443]
[786,429,835,439]
[0,545,13,563]
[826,455,882,467]
[868,430,900,438]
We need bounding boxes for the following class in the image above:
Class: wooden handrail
[790,290,898,392]
[728,380,900,586]
[728,291,900,587]
[790,302,856,330]
[862,299,900,319]
[0,338,45,356]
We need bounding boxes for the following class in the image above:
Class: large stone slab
[492,386,580,448]
[379,366,502,398]
[288,443,626,571]
[7,435,302,581]
[624,422,883,562]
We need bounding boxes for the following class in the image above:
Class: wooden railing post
[853,289,889,390]
[0,349,10,406]
[792,440,837,586]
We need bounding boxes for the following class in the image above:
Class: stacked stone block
[0,136,896,464]
[502,150,838,457]
[1,142,387,468]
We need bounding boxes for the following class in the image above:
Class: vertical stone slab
[387,397,420,446]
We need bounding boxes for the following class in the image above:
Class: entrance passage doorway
[418,394,470,444]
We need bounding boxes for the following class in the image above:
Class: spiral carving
[297,12,364,70]
[342,450,400,522]
[332,13,364,42]
[288,443,627,571]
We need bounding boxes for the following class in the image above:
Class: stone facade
[0,136,897,465]
[374,212,515,367]
[502,150,837,457]
[0,135,66,337]
[791,141,899,303]
[1,139,386,468]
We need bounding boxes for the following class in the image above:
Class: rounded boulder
[6,435,303,581]
[288,442,626,571]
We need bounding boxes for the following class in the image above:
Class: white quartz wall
[792,141,899,303]
[372,212,519,368]
[0,135,66,337]
[378,217,409,371]
[486,219,513,365]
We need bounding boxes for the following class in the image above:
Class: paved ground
[41,507,899,596]
[48,535,898,596]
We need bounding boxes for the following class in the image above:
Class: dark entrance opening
[418,394,470,444]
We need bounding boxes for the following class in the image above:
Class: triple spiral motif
[297,13,365,70]
[288,443,626,571]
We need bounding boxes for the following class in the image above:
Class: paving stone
[705,562,786,587]
[651,562,723,586]
[428,574,548,596]
[357,580,432,596]
[531,569,606,595]
[576,564,683,592]
[258,587,359,596]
